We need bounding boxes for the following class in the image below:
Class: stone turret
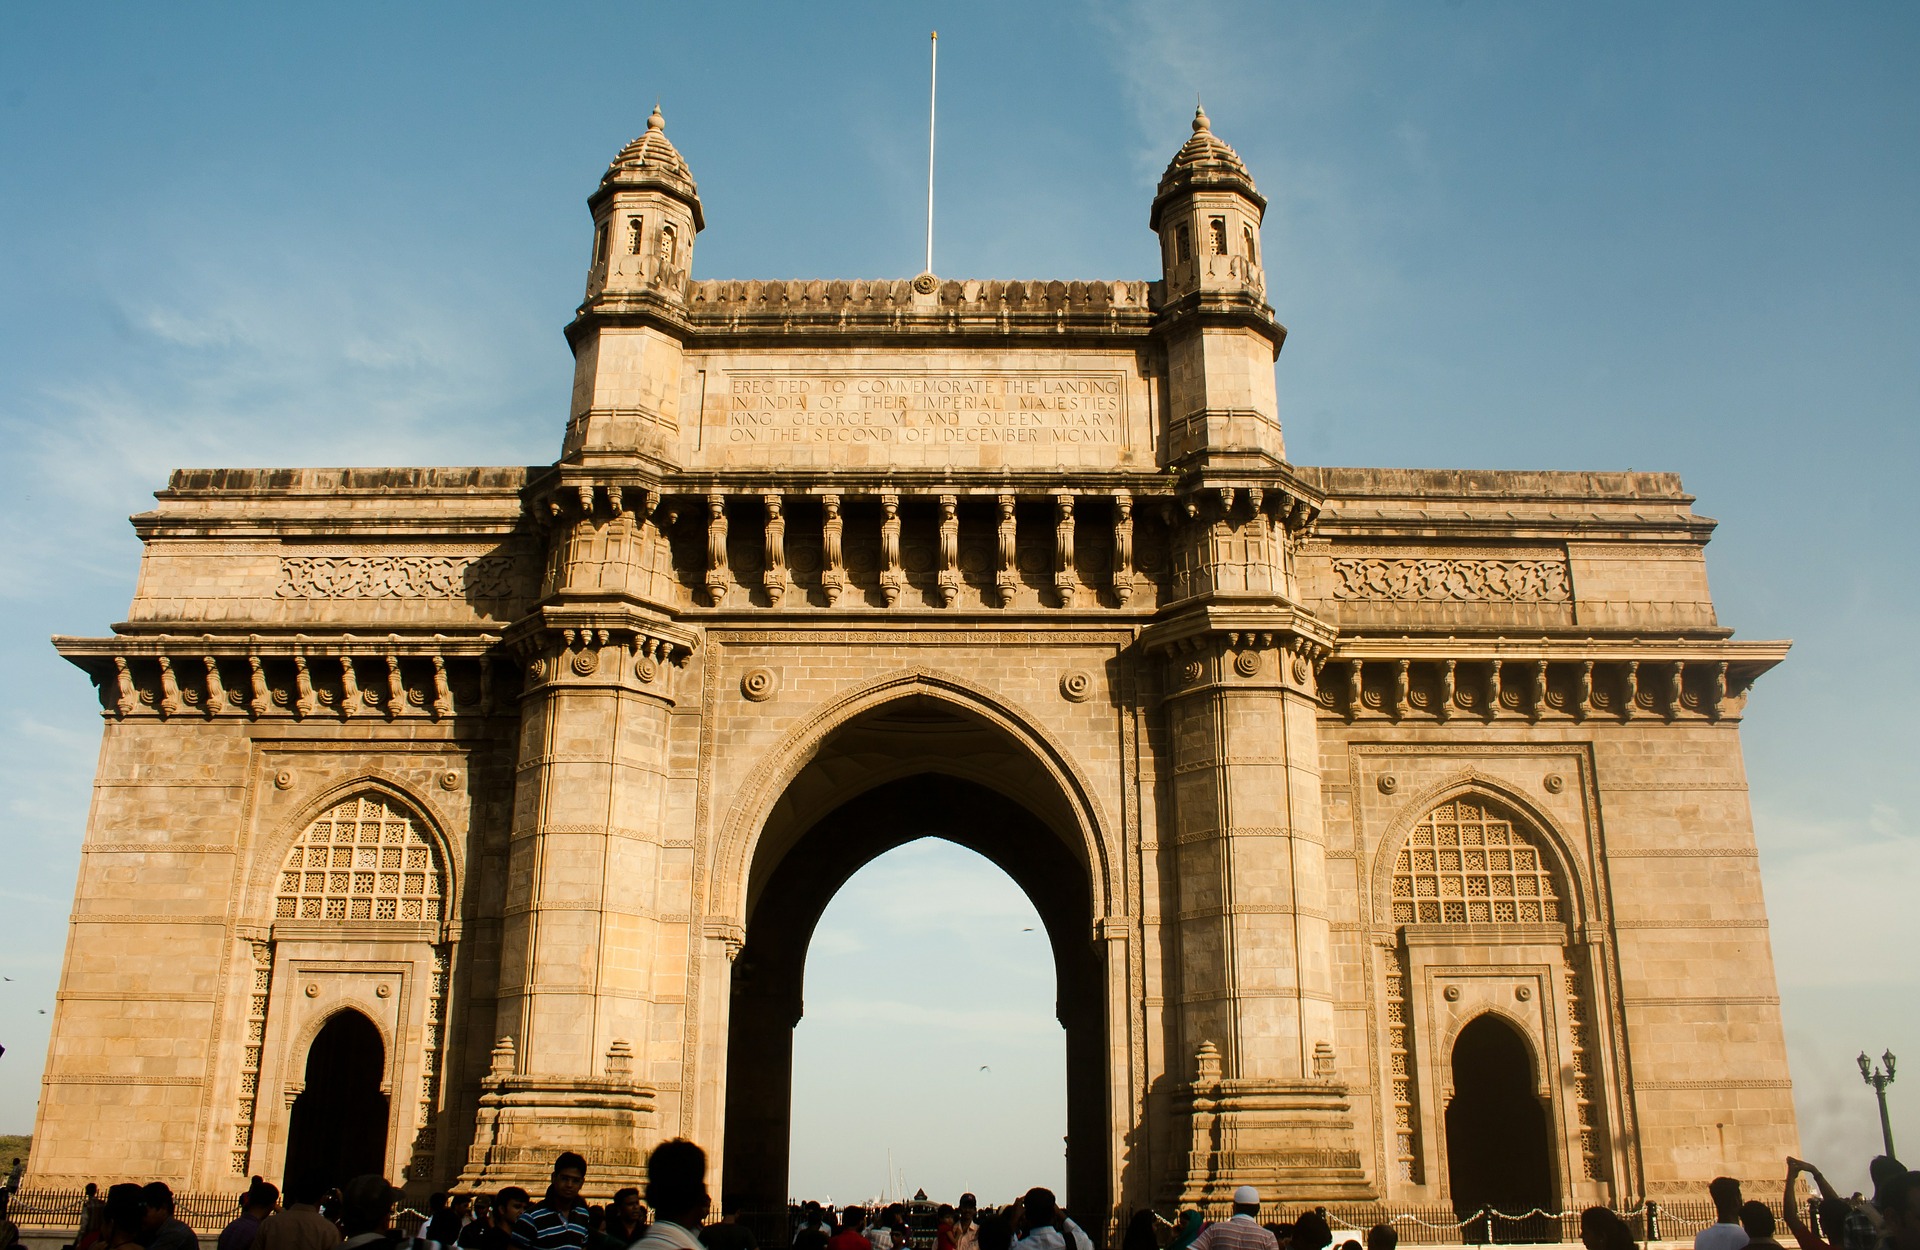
[587,105,703,301]
[1151,107,1288,467]
[563,106,703,467]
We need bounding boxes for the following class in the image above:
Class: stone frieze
[277,555,522,600]
[1332,557,1571,602]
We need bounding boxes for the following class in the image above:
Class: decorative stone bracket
[1321,642,1786,724]
[55,633,510,723]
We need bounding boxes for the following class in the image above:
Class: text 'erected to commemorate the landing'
[717,372,1126,445]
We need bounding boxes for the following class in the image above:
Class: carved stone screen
[276,793,444,922]
[1391,797,1562,925]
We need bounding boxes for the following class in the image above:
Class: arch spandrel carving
[1368,774,1593,939]
[708,668,1119,931]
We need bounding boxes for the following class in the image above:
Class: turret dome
[596,105,704,229]
[1150,106,1264,230]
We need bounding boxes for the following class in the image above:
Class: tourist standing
[1288,1212,1330,1250]
[1167,1214,1204,1250]
[515,1155,592,1250]
[103,1185,149,1250]
[427,1197,472,1249]
[1882,1173,1920,1250]
[1741,1203,1784,1250]
[1007,1190,1091,1250]
[698,1200,756,1250]
[144,1183,202,1250]
[339,1176,403,1250]
[1578,1208,1635,1250]
[630,1140,712,1250]
[602,1190,648,1250]
[792,1204,830,1250]
[462,1190,529,1250]
[1189,1187,1276,1250]
[1695,1179,1751,1250]
[220,1181,280,1250]
[76,1183,108,1250]
[952,1200,977,1250]
[253,1174,343,1250]
[827,1212,869,1250]
[3,1159,21,1194]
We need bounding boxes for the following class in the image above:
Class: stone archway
[721,696,1107,1221]
[284,1009,390,1193]
[1445,1014,1554,1237]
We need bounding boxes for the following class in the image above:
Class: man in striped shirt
[1191,1188,1278,1250]
[514,1154,592,1250]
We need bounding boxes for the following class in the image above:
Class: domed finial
[647,104,665,132]
[1193,104,1210,134]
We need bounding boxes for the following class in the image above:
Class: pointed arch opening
[284,1009,389,1194]
[721,693,1107,1222]
[1446,1013,1555,1237]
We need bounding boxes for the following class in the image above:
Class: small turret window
[592,221,608,268]
[658,223,677,266]
[1176,226,1191,264]
[1208,217,1227,256]
[1242,224,1258,264]
[627,217,645,255]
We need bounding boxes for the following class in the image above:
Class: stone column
[460,616,691,1190]
[1157,621,1370,1203]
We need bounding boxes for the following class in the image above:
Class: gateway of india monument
[31,105,1798,1225]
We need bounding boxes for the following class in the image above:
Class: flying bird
[979,1065,991,1073]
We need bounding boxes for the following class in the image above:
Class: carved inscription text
[278,555,521,600]
[719,372,1125,446]
[1332,558,1571,603]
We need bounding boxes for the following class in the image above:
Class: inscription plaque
[715,371,1127,447]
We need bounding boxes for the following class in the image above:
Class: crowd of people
[17,1146,1920,1250]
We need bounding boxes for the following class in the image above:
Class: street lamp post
[1859,1050,1898,1157]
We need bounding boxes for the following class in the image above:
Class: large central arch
[719,691,1111,1219]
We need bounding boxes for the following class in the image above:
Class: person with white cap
[1190,1188,1277,1250]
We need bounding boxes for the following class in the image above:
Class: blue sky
[1,2,1916,1199]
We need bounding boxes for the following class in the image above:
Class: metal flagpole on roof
[926,31,937,276]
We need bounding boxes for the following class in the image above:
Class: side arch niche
[242,789,455,1191]
[714,690,1117,1225]
[1372,791,1615,1210]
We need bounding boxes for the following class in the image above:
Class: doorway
[284,1009,390,1193]
[1446,1014,1555,1239]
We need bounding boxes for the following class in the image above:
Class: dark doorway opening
[284,1009,389,1194]
[1446,1014,1556,1243]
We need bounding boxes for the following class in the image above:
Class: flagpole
[926,30,937,276]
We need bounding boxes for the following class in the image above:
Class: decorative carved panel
[277,556,520,600]
[1332,558,1570,603]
